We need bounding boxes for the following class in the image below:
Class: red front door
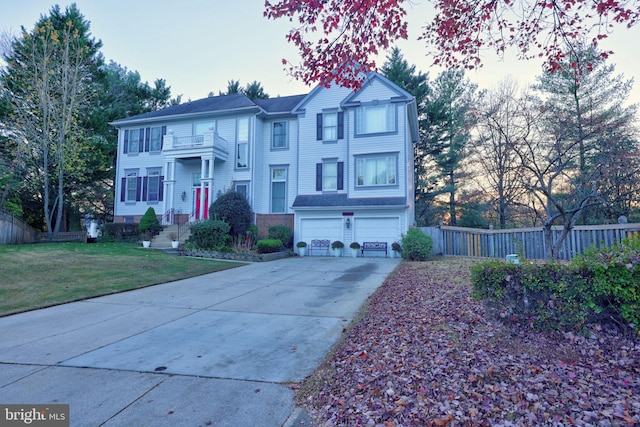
[195,188,209,220]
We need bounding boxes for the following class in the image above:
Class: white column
[199,158,207,220]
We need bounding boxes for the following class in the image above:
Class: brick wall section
[256,214,294,240]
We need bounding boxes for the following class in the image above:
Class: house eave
[109,106,261,127]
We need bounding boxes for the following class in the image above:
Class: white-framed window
[271,167,287,213]
[272,121,287,148]
[323,112,337,141]
[323,161,338,191]
[146,169,161,201]
[356,154,397,187]
[127,129,140,153]
[149,127,163,152]
[195,121,215,136]
[355,104,396,135]
[235,182,249,200]
[237,118,249,168]
[125,171,138,202]
[192,172,201,188]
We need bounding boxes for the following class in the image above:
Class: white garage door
[299,218,343,255]
[354,217,401,247]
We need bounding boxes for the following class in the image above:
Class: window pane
[272,168,286,181]
[237,142,248,168]
[323,113,337,140]
[356,155,397,186]
[150,127,162,152]
[195,121,215,135]
[192,173,201,187]
[238,118,249,142]
[273,122,287,148]
[147,171,160,201]
[128,129,139,153]
[357,105,395,135]
[126,172,137,201]
[272,182,285,212]
[236,184,248,199]
[323,162,337,190]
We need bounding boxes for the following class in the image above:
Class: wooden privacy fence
[0,210,37,244]
[421,223,640,260]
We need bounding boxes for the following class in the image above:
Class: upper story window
[237,118,249,168]
[355,104,396,136]
[149,127,163,152]
[316,111,344,142]
[356,154,398,187]
[316,161,344,191]
[272,121,287,148]
[195,121,215,136]
[127,129,141,153]
[123,127,166,153]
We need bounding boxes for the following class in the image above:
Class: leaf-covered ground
[296,258,639,426]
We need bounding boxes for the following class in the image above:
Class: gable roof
[110,93,258,126]
[254,94,307,114]
[340,73,414,106]
[110,93,311,126]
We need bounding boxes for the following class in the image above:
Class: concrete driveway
[0,256,399,426]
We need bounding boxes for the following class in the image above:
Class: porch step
[150,224,190,249]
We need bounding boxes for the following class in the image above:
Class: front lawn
[0,242,240,316]
[298,257,639,426]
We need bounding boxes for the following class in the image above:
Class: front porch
[160,130,229,225]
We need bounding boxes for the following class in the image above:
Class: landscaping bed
[296,258,639,426]
[182,248,294,262]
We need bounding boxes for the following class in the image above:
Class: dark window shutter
[316,163,322,191]
[123,130,129,154]
[337,162,344,190]
[159,176,164,201]
[337,112,344,139]
[135,177,142,201]
[142,177,148,201]
[138,128,144,153]
[161,126,167,149]
[144,127,150,152]
[120,177,126,201]
[316,113,323,140]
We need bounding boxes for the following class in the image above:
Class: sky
[2,0,640,106]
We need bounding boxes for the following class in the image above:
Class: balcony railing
[163,131,228,155]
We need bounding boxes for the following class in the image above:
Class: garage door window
[356,154,397,187]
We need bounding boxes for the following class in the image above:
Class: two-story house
[110,72,419,253]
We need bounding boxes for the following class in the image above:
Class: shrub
[139,207,160,234]
[268,225,293,248]
[297,241,307,248]
[209,190,252,236]
[255,239,283,253]
[400,228,433,261]
[571,235,640,329]
[349,242,361,249]
[470,260,590,330]
[187,220,231,250]
[331,240,344,249]
[102,223,138,242]
[471,235,640,333]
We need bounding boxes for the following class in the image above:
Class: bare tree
[472,78,531,228]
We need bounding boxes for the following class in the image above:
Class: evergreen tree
[381,48,432,225]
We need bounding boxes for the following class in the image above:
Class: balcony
[162,131,229,161]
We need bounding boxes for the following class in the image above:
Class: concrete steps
[151,224,190,249]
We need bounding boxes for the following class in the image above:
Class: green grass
[0,242,241,317]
